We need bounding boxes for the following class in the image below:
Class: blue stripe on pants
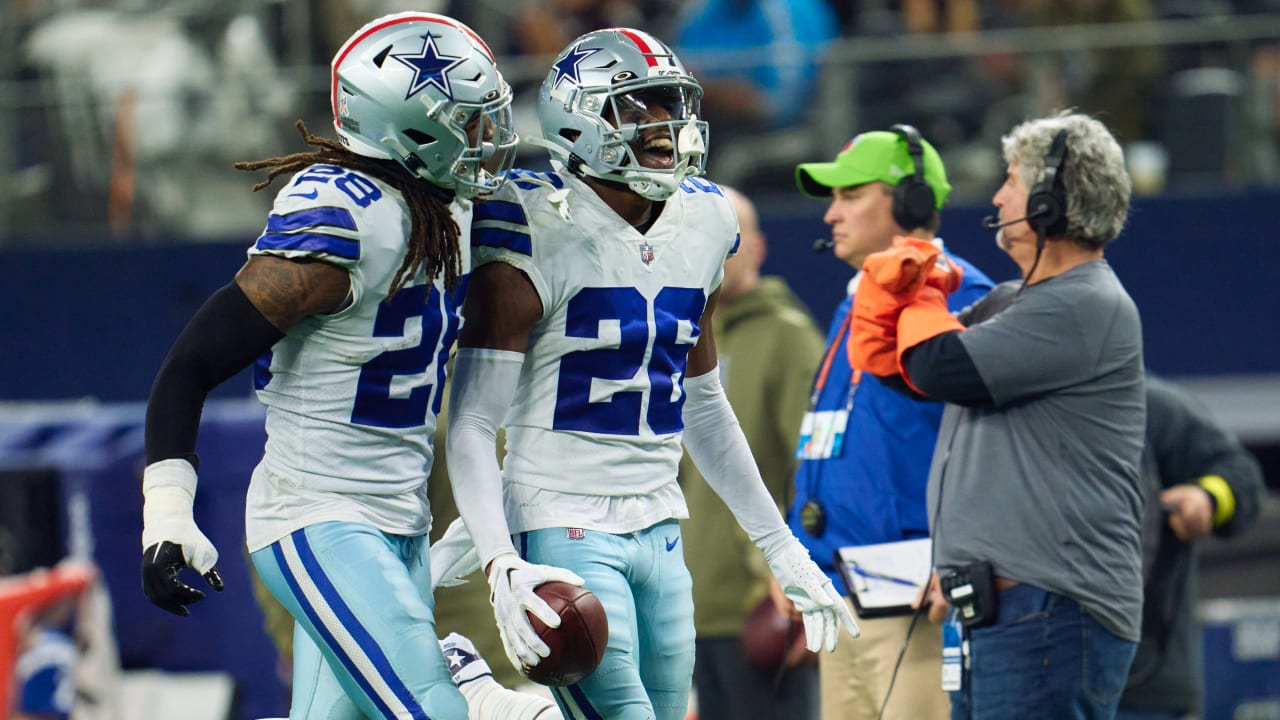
[289,530,431,719]
[272,530,432,719]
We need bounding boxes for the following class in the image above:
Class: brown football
[523,581,609,686]
[741,594,809,673]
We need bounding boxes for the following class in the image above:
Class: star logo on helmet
[551,42,601,89]
[392,32,465,101]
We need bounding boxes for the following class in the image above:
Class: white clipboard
[834,538,932,618]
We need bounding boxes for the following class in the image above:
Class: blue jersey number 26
[553,286,705,436]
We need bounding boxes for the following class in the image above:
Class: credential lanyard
[795,310,861,461]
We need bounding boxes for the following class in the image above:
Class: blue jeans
[950,584,1137,720]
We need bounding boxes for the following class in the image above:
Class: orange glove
[865,237,942,297]
[926,253,963,295]
[848,238,941,376]
[896,286,965,394]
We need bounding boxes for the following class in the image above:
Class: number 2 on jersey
[553,286,705,436]
[351,283,460,428]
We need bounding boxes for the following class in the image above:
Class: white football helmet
[331,12,517,198]
[536,28,708,201]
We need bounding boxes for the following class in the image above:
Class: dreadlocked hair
[234,120,462,298]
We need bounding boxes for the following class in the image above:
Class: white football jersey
[472,169,739,505]
[243,164,469,550]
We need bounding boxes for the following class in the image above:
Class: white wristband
[141,458,198,552]
[143,458,198,495]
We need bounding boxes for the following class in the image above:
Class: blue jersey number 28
[553,286,705,436]
[351,282,462,428]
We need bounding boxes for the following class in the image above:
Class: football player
[445,28,860,720]
[138,12,517,720]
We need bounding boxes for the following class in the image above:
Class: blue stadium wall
[2,189,1276,402]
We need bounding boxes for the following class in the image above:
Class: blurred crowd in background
[2,0,1279,245]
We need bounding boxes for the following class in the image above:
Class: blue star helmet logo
[392,32,466,101]
[551,43,601,89]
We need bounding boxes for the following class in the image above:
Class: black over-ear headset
[889,124,936,231]
[1026,129,1069,237]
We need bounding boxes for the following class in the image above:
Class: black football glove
[141,459,223,616]
[142,541,224,616]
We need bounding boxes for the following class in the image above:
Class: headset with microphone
[982,129,1069,238]
[813,124,935,254]
[988,128,1070,292]
[982,213,1043,230]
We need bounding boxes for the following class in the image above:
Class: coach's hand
[851,237,945,376]
[863,237,942,298]
[1162,484,1215,542]
[486,551,585,671]
[926,252,964,295]
[762,532,860,652]
[912,571,950,624]
[141,459,223,616]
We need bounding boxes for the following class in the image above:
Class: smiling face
[605,86,698,170]
[823,183,901,269]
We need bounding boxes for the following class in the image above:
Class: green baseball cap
[795,130,952,207]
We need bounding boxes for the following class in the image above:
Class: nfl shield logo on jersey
[639,242,655,266]
[567,528,585,540]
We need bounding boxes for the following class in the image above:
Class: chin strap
[382,134,469,200]
[381,135,432,180]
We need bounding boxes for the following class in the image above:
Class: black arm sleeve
[1145,376,1264,537]
[144,282,284,466]
[901,331,995,407]
[876,373,928,400]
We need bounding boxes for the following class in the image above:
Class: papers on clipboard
[834,538,932,618]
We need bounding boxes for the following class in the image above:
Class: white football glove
[486,551,585,671]
[141,459,223,615]
[762,532,860,652]
[429,517,482,590]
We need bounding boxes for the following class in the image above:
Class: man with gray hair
[848,111,1146,718]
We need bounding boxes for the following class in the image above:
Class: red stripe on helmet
[615,28,661,67]
[331,13,493,127]
[449,21,495,62]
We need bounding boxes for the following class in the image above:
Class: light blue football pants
[519,518,695,720]
[251,521,467,720]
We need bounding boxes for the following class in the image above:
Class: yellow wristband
[1197,474,1236,527]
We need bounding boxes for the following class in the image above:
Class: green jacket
[679,276,825,637]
